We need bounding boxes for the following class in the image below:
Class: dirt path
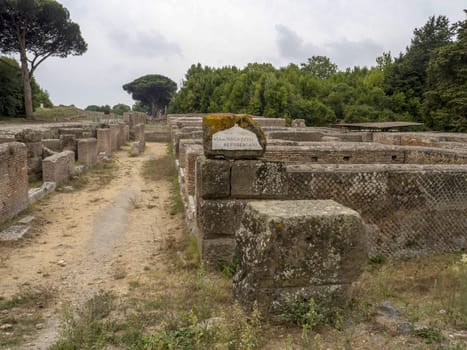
[0,143,184,349]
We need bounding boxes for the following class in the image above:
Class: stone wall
[0,143,29,224]
[42,139,62,152]
[97,128,111,155]
[14,130,44,181]
[374,132,467,147]
[109,124,120,151]
[262,144,466,165]
[124,112,147,129]
[184,144,203,195]
[77,138,97,166]
[195,158,467,263]
[42,151,75,184]
[145,130,171,142]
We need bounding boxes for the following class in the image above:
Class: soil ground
[0,143,185,349]
[0,141,465,350]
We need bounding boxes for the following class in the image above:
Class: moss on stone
[203,113,264,139]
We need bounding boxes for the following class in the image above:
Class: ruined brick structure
[168,114,467,266]
[0,143,29,223]
[0,118,146,226]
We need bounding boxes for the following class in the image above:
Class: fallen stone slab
[29,182,56,204]
[0,225,30,241]
[17,215,35,225]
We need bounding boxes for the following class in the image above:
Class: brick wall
[42,151,75,184]
[374,132,467,147]
[77,138,97,166]
[0,143,29,225]
[195,159,467,263]
[14,130,44,181]
[184,144,203,195]
[42,139,63,152]
[145,130,171,142]
[262,144,466,164]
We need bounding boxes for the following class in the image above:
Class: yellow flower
[461,254,467,264]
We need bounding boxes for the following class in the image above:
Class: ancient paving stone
[203,114,266,159]
[233,200,367,321]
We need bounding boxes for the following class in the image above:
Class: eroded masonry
[169,113,466,317]
[169,114,467,263]
[0,112,146,225]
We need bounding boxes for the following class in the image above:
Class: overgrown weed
[0,285,55,348]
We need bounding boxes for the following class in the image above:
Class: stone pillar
[77,138,97,166]
[233,200,367,321]
[109,124,120,151]
[0,143,29,224]
[123,125,129,144]
[97,128,111,155]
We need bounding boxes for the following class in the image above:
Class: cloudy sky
[33,0,466,109]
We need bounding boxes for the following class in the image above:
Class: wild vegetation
[0,0,87,120]
[170,12,467,132]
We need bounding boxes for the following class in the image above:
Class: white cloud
[30,0,467,108]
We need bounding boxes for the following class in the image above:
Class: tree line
[0,0,86,119]
[0,55,52,116]
[169,12,466,132]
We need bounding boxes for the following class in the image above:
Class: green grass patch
[34,106,85,121]
[169,175,184,216]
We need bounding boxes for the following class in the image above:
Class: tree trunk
[150,101,158,118]
[18,33,34,120]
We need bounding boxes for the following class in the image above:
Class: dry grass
[0,285,55,348]
[50,236,262,349]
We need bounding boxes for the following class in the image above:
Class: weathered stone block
[201,238,236,266]
[195,158,231,199]
[233,200,367,320]
[60,134,77,153]
[109,124,120,151]
[42,151,75,184]
[185,144,203,195]
[42,139,63,152]
[291,119,306,128]
[203,114,266,159]
[231,160,288,198]
[197,199,248,239]
[97,128,111,155]
[77,138,97,166]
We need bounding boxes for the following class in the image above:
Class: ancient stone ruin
[0,112,147,228]
[168,112,467,319]
[1,110,466,322]
[233,200,367,320]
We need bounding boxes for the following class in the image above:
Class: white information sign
[212,125,262,151]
